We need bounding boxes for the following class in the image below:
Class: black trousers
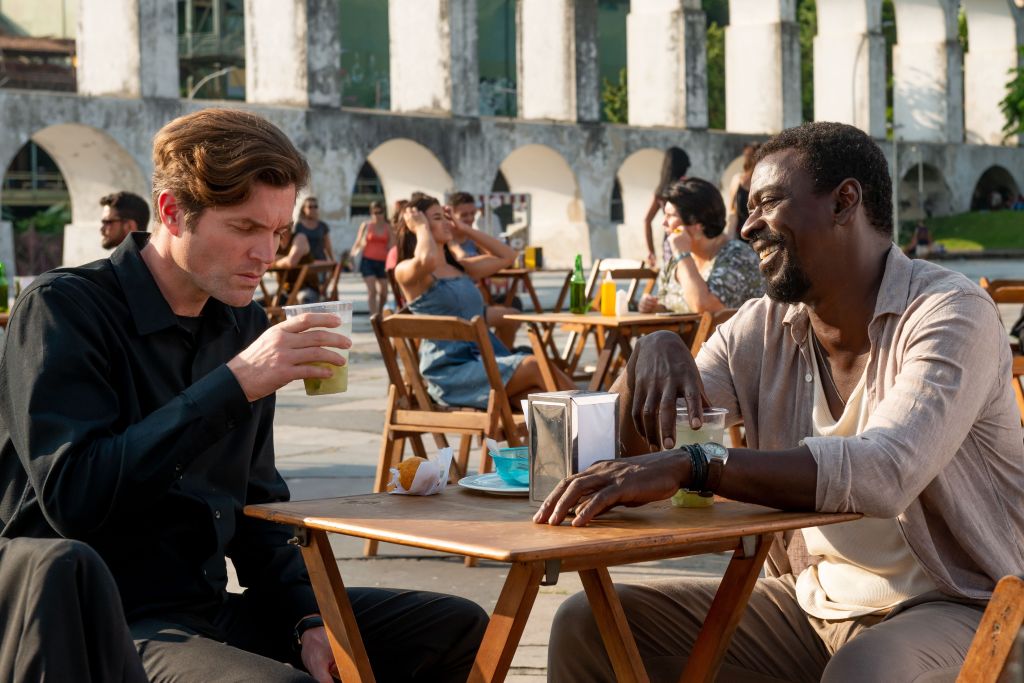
[131,586,489,682]
[0,537,148,682]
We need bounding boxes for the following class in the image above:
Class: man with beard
[537,122,1024,682]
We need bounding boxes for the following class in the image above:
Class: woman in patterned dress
[639,177,764,315]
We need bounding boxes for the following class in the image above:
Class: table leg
[521,275,543,313]
[299,529,376,682]
[469,561,545,683]
[579,567,650,683]
[588,328,622,391]
[678,533,772,683]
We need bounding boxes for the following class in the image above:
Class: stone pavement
[257,272,732,681]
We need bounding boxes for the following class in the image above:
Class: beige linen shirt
[696,246,1024,600]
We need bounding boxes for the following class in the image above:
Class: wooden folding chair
[324,261,343,301]
[957,574,1024,683]
[688,308,747,447]
[367,311,528,557]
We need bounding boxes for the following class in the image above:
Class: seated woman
[394,193,574,409]
[639,177,764,315]
[269,225,320,305]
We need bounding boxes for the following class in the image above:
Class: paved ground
[252,272,731,680]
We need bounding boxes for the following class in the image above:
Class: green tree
[706,21,726,129]
[798,0,816,122]
[601,67,628,124]
[1001,46,1024,141]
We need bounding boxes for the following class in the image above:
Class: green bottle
[0,263,8,314]
[569,254,587,314]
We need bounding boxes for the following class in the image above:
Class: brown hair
[447,191,476,208]
[100,191,150,231]
[741,143,761,173]
[151,109,309,230]
[395,192,463,271]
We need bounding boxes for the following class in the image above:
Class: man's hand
[638,294,659,314]
[299,627,338,682]
[532,451,691,527]
[627,330,707,450]
[227,313,350,402]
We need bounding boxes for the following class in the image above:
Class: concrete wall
[0,0,76,38]
[962,0,1024,145]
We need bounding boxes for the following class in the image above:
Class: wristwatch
[294,614,324,649]
[700,442,729,495]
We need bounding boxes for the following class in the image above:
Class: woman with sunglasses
[352,200,394,317]
[295,196,334,261]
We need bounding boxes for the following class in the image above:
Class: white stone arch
[1,123,150,269]
[899,161,954,221]
[497,144,587,268]
[814,0,887,137]
[891,0,963,143]
[613,148,663,262]
[365,138,454,211]
[962,0,1024,145]
[970,165,1020,210]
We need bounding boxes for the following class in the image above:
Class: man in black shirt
[0,109,487,682]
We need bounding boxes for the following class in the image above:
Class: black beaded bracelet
[683,444,709,491]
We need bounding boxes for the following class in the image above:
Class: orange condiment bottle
[600,272,617,317]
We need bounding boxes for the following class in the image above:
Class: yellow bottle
[600,272,617,316]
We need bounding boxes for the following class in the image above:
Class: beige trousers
[548,574,984,683]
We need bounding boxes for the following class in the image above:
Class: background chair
[957,574,1023,683]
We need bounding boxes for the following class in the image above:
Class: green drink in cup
[671,405,728,508]
[282,300,353,396]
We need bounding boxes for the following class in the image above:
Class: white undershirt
[795,345,937,620]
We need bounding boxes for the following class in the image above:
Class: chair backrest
[957,574,1024,683]
[980,278,1024,305]
[371,312,520,437]
[689,308,739,357]
[590,258,659,308]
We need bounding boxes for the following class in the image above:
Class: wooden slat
[678,533,773,683]
[380,313,482,342]
[580,567,650,683]
[468,561,545,682]
[958,575,1024,683]
[300,529,376,683]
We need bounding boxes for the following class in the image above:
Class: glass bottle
[569,254,587,314]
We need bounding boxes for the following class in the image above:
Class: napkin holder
[527,391,620,506]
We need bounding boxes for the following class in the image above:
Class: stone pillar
[626,0,708,129]
[516,0,600,122]
[892,0,963,143]
[963,0,1023,145]
[725,0,801,134]
[77,0,178,98]
[245,0,341,108]
[813,0,886,138]
[388,0,478,116]
[0,221,15,284]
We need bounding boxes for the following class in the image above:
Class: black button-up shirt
[0,234,318,626]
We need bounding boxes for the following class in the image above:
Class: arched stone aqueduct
[0,0,1021,270]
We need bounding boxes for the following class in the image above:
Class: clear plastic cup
[672,404,728,508]
[283,300,353,396]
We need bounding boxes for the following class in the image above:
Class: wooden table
[246,490,858,683]
[480,268,544,313]
[506,311,702,391]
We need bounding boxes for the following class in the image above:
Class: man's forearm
[716,447,818,510]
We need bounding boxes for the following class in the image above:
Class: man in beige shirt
[536,122,1024,682]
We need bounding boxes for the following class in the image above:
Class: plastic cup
[283,300,353,396]
[672,405,728,508]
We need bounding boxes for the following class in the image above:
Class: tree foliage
[706,22,726,130]
[601,67,628,124]
[1001,47,1024,140]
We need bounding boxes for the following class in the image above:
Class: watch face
[703,442,728,459]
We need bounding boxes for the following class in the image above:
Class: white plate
[458,472,529,496]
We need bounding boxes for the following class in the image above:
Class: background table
[247,490,858,683]
[506,311,702,390]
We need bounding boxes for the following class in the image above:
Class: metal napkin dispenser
[527,391,620,505]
